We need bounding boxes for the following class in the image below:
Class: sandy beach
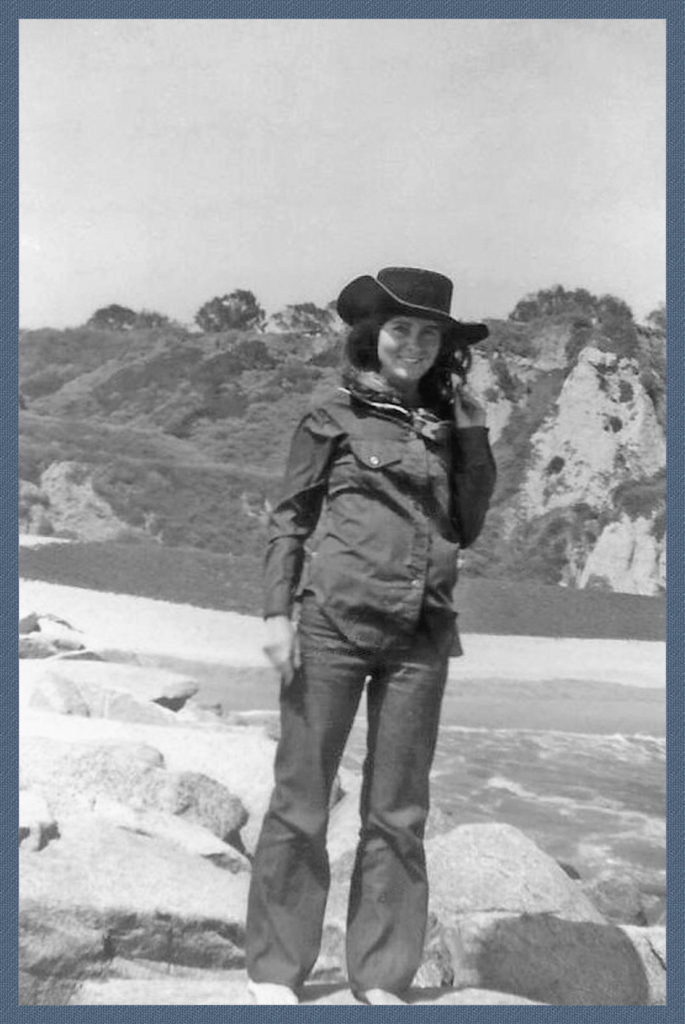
[19,579,665,738]
[19,579,665,685]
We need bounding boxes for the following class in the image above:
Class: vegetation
[510,285,639,359]
[269,301,339,336]
[19,540,664,640]
[18,282,666,606]
[87,304,172,331]
[194,290,265,332]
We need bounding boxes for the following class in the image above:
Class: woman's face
[377,315,443,387]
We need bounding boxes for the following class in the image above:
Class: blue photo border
[3,1,682,1021]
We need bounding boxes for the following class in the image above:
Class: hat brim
[337,274,489,345]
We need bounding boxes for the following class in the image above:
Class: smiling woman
[377,316,442,388]
[244,267,496,1004]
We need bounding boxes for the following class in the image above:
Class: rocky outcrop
[575,514,665,596]
[24,660,199,718]
[20,814,251,1005]
[69,971,548,1005]
[476,342,667,595]
[314,815,666,1005]
[423,824,665,1005]
[19,612,88,658]
[18,605,665,1006]
[32,461,134,542]
[520,348,664,519]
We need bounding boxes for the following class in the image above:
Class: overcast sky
[19,18,665,329]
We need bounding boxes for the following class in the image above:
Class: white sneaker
[358,988,407,1004]
[247,980,299,1004]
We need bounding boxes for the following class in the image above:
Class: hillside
[19,290,666,624]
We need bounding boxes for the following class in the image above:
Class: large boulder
[425,823,665,1004]
[580,869,666,926]
[21,660,199,720]
[92,797,251,872]
[19,612,87,657]
[20,737,247,846]
[20,814,250,1005]
[427,822,605,923]
[19,788,58,852]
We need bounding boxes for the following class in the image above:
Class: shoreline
[19,579,666,691]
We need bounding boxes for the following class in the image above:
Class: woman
[246,267,496,1004]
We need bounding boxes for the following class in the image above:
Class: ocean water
[342,723,666,910]
[158,655,666,918]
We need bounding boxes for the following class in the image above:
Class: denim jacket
[263,387,496,651]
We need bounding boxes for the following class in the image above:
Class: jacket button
[411,578,421,587]
[369,455,380,466]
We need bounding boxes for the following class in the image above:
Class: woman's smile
[377,316,442,388]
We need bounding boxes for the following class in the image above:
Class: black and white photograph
[18,17,666,1006]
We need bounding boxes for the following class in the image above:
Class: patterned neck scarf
[341,371,452,443]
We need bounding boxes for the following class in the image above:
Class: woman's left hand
[452,376,487,428]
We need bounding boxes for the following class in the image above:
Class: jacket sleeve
[450,426,497,548]
[263,406,342,619]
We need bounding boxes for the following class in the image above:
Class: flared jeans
[245,596,452,996]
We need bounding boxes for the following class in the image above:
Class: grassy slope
[19,540,665,641]
[19,317,666,630]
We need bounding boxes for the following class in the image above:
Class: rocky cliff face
[493,346,666,596]
[18,303,666,597]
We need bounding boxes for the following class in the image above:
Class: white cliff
[519,347,665,517]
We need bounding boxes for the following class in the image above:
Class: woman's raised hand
[451,376,487,428]
[263,615,301,686]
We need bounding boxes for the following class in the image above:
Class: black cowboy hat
[336,267,489,344]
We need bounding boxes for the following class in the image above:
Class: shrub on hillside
[510,286,638,360]
[87,304,138,331]
[269,302,338,336]
[644,303,666,334]
[509,286,597,323]
[195,290,265,332]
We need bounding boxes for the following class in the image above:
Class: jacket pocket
[349,438,405,470]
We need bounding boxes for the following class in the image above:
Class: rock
[20,814,250,1003]
[20,737,247,846]
[178,700,224,724]
[578,514,665,596]
[68,972,547,1005]
[28,674,91,716]
[441,911,662,1005]
[20,635,60,659]
[20,709,281,852]
[92,797,251,872]
[581,870,666,926]
[422,823,664,1004]
[37,461,136,542]
[19,612,41,635]
[223,710,280,742]
[25,660,198,712]
[427,823,605,923]
[51,649,105,662]
[155,771,248,847]
[619,925,666,1004]
[33,614,86,651]
[21,660,199,723]
[19,789,58,852]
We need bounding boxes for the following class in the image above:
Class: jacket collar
[339,380,452,442]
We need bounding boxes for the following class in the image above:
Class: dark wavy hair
[342,316,472,416]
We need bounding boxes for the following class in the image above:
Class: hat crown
[377,267,453,316]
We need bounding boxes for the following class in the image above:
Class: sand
[19,579,665,691]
